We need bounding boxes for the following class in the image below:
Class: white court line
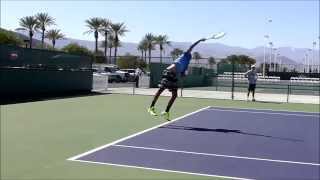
[207,108,320,117]
[113,144,320,166]
[71,159,254,180]
[67,106,211,161]
[208,105,320,115]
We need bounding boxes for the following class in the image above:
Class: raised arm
[186,38,206,53]
[244,70,250,78]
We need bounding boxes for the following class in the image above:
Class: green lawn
[1,94,319,180]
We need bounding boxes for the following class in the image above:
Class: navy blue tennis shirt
[174,52,192,74]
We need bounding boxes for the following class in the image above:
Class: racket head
[206,32,226,40]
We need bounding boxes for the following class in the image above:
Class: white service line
[67,106,211,161]
[71,159,254,180]
[207,108,320,117]
[113,144,320,166]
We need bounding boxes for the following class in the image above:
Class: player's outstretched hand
[200,38,207,42]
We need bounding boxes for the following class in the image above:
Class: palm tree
[192,52,202,65]
[170,48,183,60]
[17,16,39,48]
[144,33,156,64]
[100,19,112,60]
[142,39,148,62]
[45,29,64,49]
[155,35,171,64]
[84,17,103,54]
[35,13,55,49]
[113,39,122,62]
[108,34,115,64]
[208,56,216,69]
[238,55,256,65]
[110,22,128,63]
[137,39,148,62]
[137,42,144,59]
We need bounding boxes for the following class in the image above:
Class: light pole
[273,48,277,71]
[276,53,280,72]
[263,18,272,76]
[269,42,273,72]
[279,55,282,72]
[304,52,308,73]
[318,36,320,73]
[307,49,312,73]
[263,35,269,77]
[312,41,316,73]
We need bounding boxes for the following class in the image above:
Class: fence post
[105,75,109,91]
[216,74,218,91]
[286,84,290,103]
[132,82,135,95]
[231,61,235,100]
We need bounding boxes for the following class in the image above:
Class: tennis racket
[205,32,226,40]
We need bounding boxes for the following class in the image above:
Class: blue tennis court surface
[69,107,320,180]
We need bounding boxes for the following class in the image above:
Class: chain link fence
[92,56,319,104]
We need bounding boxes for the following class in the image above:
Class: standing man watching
[245,64,258,101]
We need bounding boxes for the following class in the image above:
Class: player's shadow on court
[160,124,303,142]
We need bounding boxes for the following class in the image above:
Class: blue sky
[1,0,319,49]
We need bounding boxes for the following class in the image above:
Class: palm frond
[83,29,94,35]
[110,22,128,36]
[85,17,103,30]
[99,19,112,35]
[155,35,171,46]
[15,27,27,31]
[45,29,65,40]
[35,12,55,28]
[18,16,39,31]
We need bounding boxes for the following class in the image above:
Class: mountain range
[15,30,320,65]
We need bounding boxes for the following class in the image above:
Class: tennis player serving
[147,32,226,120]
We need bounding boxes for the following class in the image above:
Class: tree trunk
[94,30,98,54]
[41,27,45,49]
[29,30,33,49]
[109,47,112,64]
[160,46,163,64]
[144,51,147,62]
[95,38,98,54]
[104,31,108,62]
[52,39,55,49]
[114,47,117,65]
[148,49,151,64]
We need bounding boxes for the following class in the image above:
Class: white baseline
[71,159,254,180]
[113,144,320,166]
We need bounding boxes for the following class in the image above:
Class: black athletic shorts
[248,84,256,91]
[158,70,178,92]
